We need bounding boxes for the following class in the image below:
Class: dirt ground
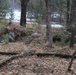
[0,38,76,75]
[0,23,76,75]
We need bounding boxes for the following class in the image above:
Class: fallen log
[0,51,76,59]
[36,53,75,58]
[0,50,36,68]
[0,50,76,68]
[0,53,24,68]
[0,52,18,55]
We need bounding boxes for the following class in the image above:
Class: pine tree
[0,0,10,19]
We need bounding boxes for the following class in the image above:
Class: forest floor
[0,24,76,75]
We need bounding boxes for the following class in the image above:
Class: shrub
[54,29,70,46]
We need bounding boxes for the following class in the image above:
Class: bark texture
[45,0,52,47]
[20,0,30,26]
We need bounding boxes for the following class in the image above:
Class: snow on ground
[6,10,37,24]
[6,10,21,22]
[13,10,21,22]
[6,10,63,28]
[42,22,64,28]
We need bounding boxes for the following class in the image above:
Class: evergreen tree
[0,0,10,19]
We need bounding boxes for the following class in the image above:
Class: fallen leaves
[0,38,76,75]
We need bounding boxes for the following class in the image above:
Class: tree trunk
[66,0,70,29]
[70,0,76,48]
[45,0,52,47]
[66,0,76,48]
[70,30,75,48]
[20,0,29,26]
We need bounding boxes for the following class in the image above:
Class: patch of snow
[6,10,21,22]
[51,24,63,28]
[6,13,11,19]
[6,10,37,23]
[51,22,63,28]
[42,22,64,28]
[13,10,21,21]
[26,18,36,22]
[26,21,38,24]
